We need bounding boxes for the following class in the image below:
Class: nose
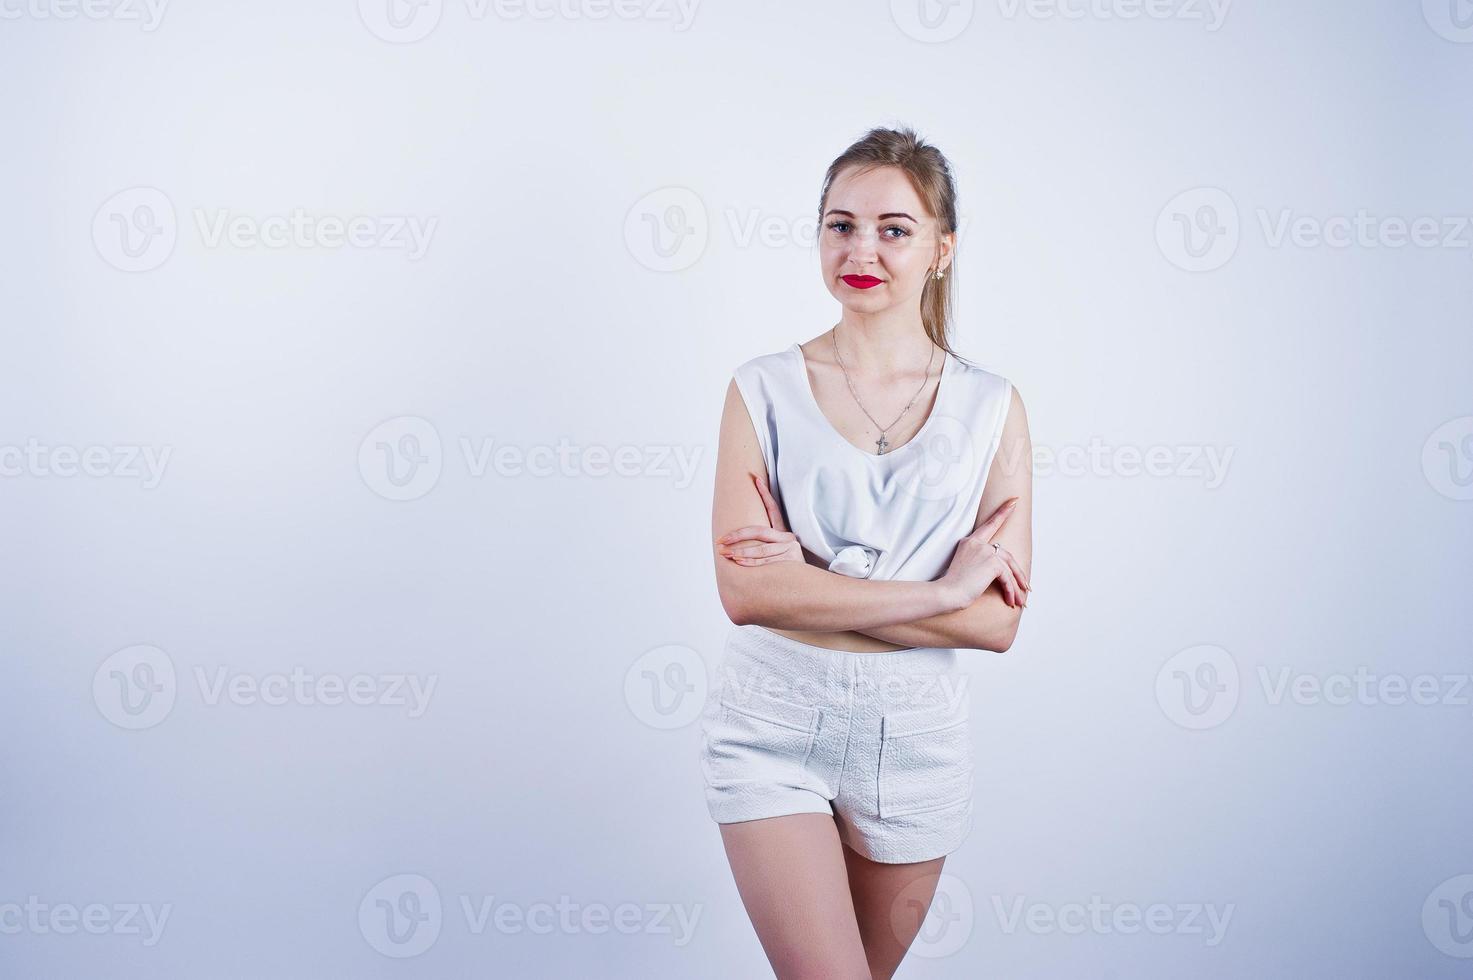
[847,226,880,267]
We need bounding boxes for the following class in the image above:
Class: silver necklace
[830,326,938,455]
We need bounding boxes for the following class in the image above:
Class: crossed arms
[710,379,1034,653]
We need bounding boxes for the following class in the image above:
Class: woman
[701,126,1034,979]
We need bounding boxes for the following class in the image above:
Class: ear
[936,230,956,272]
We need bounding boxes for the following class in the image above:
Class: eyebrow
[823,209,918,222]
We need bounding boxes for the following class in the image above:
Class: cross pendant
[875,434,889,454]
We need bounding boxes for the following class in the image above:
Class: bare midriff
[762,626,917,653]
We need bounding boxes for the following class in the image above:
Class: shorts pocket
[877,699,973,820]
[701,686,821,784]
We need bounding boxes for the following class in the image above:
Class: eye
[883,225,911,239]
[826,220,851,233]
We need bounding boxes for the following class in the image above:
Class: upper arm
[973,383,1033,580]
[711,377,775,622]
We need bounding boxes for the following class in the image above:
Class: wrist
[933,578,971,614]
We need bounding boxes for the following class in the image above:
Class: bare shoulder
[1003,382,1028,431]
[951,357,1027,431]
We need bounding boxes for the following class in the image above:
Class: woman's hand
[938,497,1032,609]
[717,473,822,567]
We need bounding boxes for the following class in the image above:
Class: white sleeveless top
[732,341,1013,583]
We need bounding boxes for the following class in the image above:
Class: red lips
[842,275,883,289]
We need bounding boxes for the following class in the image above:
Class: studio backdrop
[3,1,1471,977]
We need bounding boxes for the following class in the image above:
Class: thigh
[842,845,947,980]
[718,813,872,980]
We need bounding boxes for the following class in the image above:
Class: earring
[933,268,945,280]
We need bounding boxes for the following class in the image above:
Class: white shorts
[698,624,975,864]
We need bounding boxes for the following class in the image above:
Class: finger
[727,533,795,553]
[725,542,788,559]
[717,526,792,545]
[969,497,1020,542]
[750,473,789,532]
[1007,554,1031,593]
[995,547,1030,591]
[993,560,1020,608]
[729,553,789,566]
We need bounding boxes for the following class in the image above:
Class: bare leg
[718,813,874,979]
[841,843,946,980]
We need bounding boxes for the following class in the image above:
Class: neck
[832,314,937,374]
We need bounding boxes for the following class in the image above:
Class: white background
[2,0,1471,976]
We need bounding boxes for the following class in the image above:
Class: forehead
[827,165,928,218]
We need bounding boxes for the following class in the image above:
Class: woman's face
[819,164,952,314]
